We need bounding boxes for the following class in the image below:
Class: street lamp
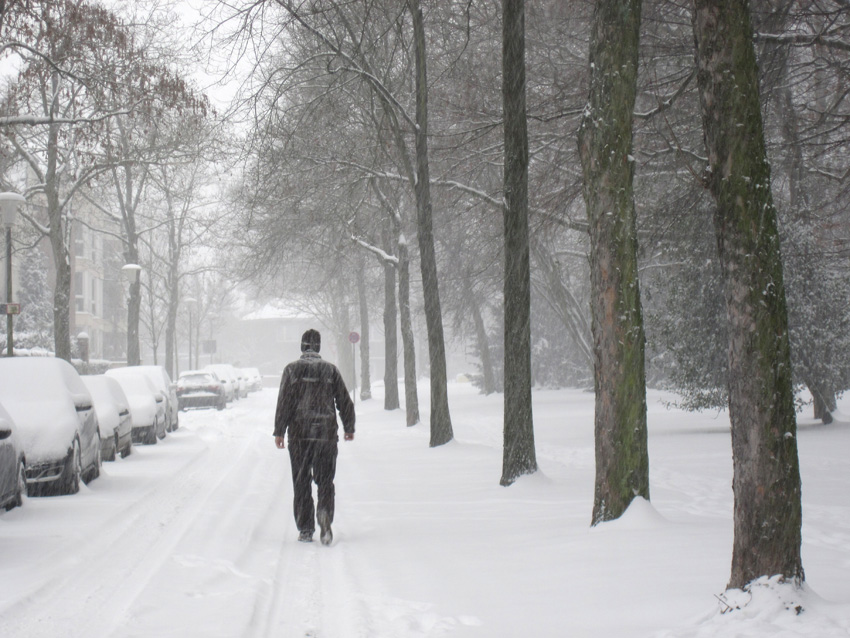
[1,192,26,358]
[184,297,197,372]
[121,263,142,365]
[121,263,142,285]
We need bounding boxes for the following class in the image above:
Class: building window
[74,226,85,258]
[74,271,85,313]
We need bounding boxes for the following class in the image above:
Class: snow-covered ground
[1,381,848,638]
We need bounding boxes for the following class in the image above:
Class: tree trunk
[165,305,176,377]
[382,222,400,411]
[51,238,72,362]
[164,192,180,380]
[45,113,72,362]
[126,240,141,366]
[577,0,649,523]
[468,287,496,395]
[692,0,804,589]
[356,258,372,400]
[501,0,536,485]
[810,379,836,424]
[398,238,420,425]
[410,0,453,447]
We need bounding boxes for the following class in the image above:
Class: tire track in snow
[0,427,257,638]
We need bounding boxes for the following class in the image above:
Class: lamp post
[184,297,197,372]
[1,192,26,358]
[121,263,142,365]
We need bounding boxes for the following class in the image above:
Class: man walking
[274,329,355,545]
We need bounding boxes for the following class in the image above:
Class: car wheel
[121,441,132,458]
[64,439,83,495]
[5,460,25,511]
[105,433,118,462]
[87,435,102,482]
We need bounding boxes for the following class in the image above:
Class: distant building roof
[240,302,314,322]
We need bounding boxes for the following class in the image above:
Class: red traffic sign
[348,331,360,344]
[0,303,21,315]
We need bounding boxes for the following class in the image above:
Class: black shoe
[317,510,333,546]
[298,530,314,543]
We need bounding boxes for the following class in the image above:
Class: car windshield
[0,358,88,405]
[109,374,154,397]
[180,374,215,385]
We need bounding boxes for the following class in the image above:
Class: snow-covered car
[108,366,179,433]
[0,401,26,511]
[234,369,249,398]
[204,364,239,402]
[105,371,167,445]
[242,367,263,392]
[177,370,226,411]
[0,357,101,496]
[82,375,133,461]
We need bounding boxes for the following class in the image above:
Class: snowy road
[0,389,482,638]
[1,384,849,638]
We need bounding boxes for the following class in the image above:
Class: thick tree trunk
[577,0,649,523]
[410,0,453,447]
[398,239,420,425]
[356,259,372,400]
[501,0,536,485]
[692,0,804,589]
[382,223,400,411]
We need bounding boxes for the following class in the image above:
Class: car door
[75,401,99,470]
[0,426,15,504]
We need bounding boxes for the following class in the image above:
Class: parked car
[177,370,226,411]
[82,375,133,461]
[242,367,263,392]
[108,366,178,432]
[0,401,26,511]
[0,357,101,496]
[204,364,238,402]
[233,369,248,399]
[105,371,167,445]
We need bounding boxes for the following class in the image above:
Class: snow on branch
[755,31,850,53]
[350,236,399,266]
[0,109,135,127]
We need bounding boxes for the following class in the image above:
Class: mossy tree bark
[577,0,649,524]
[692,0,804,589]
[501,0,537,486]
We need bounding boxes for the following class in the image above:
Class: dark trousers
[288,439,338,533]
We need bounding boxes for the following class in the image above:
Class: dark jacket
[273,352,355,442]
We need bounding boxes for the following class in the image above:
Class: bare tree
[1,0,132,360]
